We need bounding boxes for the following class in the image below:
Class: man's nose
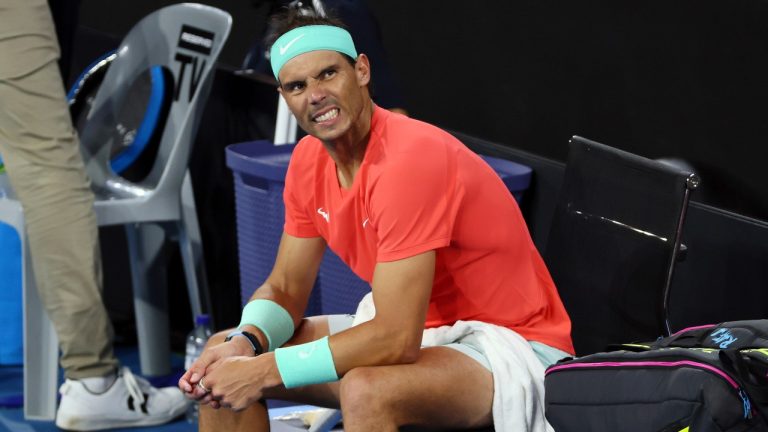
[308,79,326,104]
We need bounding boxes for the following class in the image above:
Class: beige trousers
[0,0,118,379]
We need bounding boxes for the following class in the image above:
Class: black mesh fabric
[544,136,697,356]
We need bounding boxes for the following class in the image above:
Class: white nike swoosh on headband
[279,34,306,55]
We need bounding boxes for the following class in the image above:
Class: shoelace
[121,367,147,407]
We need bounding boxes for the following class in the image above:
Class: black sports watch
[225,330,264,356]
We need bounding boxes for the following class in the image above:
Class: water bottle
[185,314,212,423]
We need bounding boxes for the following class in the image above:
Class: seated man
[179,9,574,432]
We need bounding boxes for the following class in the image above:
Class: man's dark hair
[266,3,375,97]
[266,6,356,68]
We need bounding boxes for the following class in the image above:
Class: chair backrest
[68,51,170,182]
[78,3,231,199]
[544,136,700,356]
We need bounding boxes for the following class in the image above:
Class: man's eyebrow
[281,60,343,87]
[281,78,305,89]
[314,65,338,79]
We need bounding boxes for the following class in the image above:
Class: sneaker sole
[55,404,187,431]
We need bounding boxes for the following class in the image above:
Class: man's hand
[178,335,253,402]
[199,353,283,411]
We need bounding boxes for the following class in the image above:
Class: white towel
[353,293,554,432]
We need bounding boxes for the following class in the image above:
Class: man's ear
[355,53,371,87]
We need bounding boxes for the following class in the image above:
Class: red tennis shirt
[284,106,573,354]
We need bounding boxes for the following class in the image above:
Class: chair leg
[124,223,171,376]
[14,207,59,420]
[178,171,211,323]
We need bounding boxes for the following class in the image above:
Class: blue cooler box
[226,140,533,315]
[225,141,322,316]
[480,155,533,203]
[0,221,23,365]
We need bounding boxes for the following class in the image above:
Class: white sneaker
[55,367,189,431]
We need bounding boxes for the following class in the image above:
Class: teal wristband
[274,336,339,389]
[238,299,295,351]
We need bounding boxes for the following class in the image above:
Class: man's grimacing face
[277,50,370,143]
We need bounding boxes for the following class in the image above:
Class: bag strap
[719,350,768,418]
[654,320,768,350]
[652,326,716,349]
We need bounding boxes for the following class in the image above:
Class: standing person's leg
[0,0,117,382]
[0,2,188,430]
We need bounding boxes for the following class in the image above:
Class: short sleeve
[283,144,321,238]
[370,147,457,262]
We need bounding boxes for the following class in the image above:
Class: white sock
[79,373,117,394]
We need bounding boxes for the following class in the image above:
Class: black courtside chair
[543,136,700,356]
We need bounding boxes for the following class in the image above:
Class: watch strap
[225,330,264,356]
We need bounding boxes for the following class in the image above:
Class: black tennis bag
[545,320,768,432]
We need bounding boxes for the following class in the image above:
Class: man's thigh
[340,346,494,430]
[265,316,494,428]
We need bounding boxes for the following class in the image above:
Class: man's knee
[199,398,269,432]
[339,367,392,415]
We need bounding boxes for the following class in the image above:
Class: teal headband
[270,25,358,79]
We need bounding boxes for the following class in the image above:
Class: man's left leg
[339,346,494,432]
[199,316,346,432]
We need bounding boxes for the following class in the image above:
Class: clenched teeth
[314,108,339,122]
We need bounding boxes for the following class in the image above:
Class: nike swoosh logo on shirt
[279,34,306,55]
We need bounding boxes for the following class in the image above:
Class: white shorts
[325,314,569,372]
